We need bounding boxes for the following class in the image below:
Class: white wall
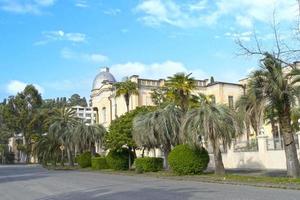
[208,134,300,170]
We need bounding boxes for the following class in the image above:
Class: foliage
[114,80,139,112]
[181,93,243,175]
[245,54,300,177]
[91,157,108,170]
[74,122,107,154]
[34,131,61,165]
[151,87,170,107]
[1,85,42,162]
[105,106,155,151]
[78,151,92,168]
[68,94,87,107]
[165,73,196,112]
[134,157,163,173]
[133,104,182,168]
[168,144,209,175]
[106,148,134,170]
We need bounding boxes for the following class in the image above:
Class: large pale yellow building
[91,67,245,128]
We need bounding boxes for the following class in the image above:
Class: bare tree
[237,2,300,65]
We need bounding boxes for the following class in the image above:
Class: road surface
[0,165,299,200]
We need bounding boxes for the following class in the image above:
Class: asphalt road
[0,165,299,200]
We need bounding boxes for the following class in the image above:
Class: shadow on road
[38,187,215,200]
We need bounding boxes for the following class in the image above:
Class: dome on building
[92,67,116,90]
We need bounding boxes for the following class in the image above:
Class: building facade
[91,67,245,128]
[71,106,96,125]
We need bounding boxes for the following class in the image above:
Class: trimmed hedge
[168,144,209,175]
[135,157,163,173]
[106,148,134,170]
[91,157,108,170]
[78,151,92,168]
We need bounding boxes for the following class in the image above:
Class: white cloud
[0,0,56,14]
[225,31,253,42]
[188,0,207,11]
[34,30,86,45]
[61,48,108,63]
[135,0,203,28]
[110,61,207,81]
[6,80,44,95]
[235,15,253,28]
[135,0,298,28]
[75,0,88,8]
[103,8,121,16]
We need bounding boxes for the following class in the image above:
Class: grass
[43,164,300,189]
[80,168,300,189]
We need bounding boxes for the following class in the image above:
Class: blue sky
[0,0,298,100]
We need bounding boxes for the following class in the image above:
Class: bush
[75,155,80,163]
[91,157,108,170]
[106,148,134,170]
[78,151,92,168]
[94,153,101,157]
[168,144,209,175]
[135,157,163,173]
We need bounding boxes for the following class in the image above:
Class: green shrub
[94,153,101,157]
[78,151,92,168]
[106,148,134,170]
[91,157,108,170]
[168,144,209,175]
[75,155,80,163]
[135,157,163,173]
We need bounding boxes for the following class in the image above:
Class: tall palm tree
[133,104,182,168]
[115,80,139,112]
[181,94,243,175]
[74,122,107,155]
[165,73,196,113]
[47,107,79,166]
[246,54,300,178]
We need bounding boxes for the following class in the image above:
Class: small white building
[72,106,96,125]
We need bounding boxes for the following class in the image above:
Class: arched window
[102,107,107,123]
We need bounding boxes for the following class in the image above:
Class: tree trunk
[125,94,130,112]
[246,122,250,143]
[213,140,225,175]
[270,118,279,138]
[67,147,74,167]
[163,146,171,170]
[61,150,64,166]
[279,112,300,178]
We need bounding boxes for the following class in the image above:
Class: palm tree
[235,93,265,141]
[33,132,61,166]
[181,94,243,175]
[133,104,182,168]
[47,107,79,166]
[165,73,196,113]
[246,54,300,177]
[114,80,139,112]
[74,122,107,155]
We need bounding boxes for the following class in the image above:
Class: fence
[208,133,300,170]
[266,135,299,151]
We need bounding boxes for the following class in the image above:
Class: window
[211,95,216,104]
[86,113,91,117]
[102,107,107,123]
[228,96,234,108]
